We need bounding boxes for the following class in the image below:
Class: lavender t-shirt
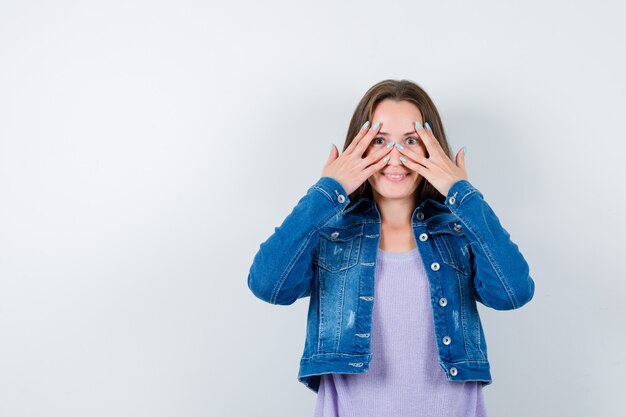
[313,247,488,417]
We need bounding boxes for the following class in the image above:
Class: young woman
[248,79,535,417]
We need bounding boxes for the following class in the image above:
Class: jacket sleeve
[247,176,351,305]
[445,179,535,310]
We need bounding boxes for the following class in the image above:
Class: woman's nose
[386,144,402,165]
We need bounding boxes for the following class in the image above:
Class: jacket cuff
[444,178,480,208]
[310,176,351,212]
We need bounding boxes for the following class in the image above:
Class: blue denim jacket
[248,176,535,393]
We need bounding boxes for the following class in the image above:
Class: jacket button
[419,233,428,242]
[450,367,458,376]
[416,211,424,220]
[443,336,451,345]
[430,262,440,271]
[337,194,346,203]
[449,196,456,205]
[439,297,447,307]
[453,223,462,231]
[331,231,339,239]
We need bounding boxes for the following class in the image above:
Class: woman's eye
[372,137,419,146]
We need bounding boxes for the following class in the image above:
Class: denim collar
[345,195,450,223]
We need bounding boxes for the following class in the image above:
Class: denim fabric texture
[248,176,535,394]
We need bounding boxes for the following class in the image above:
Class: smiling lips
[382,172,411,182]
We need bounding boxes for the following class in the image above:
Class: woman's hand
[395,121,468,197]
[322,121,394,196]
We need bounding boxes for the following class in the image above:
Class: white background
[1,1,624,416]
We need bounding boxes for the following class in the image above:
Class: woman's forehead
[371,99,422,121]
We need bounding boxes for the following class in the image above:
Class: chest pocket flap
[316,224,363,272]
[427,217,472,275]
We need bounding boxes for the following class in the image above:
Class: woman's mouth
[381,172,411,183]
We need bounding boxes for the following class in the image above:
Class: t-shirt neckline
[377,246,419,261]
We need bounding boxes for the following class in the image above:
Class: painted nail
[330,143,334,151]
[386,141,395,149]
[383,155,390,162]
[399,156,407,163]
[373,121,380,129]
[464,146,468,154]
[415,121,423,130]
[425,122,431,130]
[395,143,404,150]
[362,121,370,129]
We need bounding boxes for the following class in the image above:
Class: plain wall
[1,0,624,416]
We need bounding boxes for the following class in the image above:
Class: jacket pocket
[316,224,363,273]
[315,224,363,352]
[429,221,472,276]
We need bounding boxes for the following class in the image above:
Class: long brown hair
[343,79,452,209]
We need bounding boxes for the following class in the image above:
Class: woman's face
[364,99,427,202]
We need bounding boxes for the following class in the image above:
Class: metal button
[430,262,440,271]
[419,233,428,242]
[330,231,339,239]
[337,194,346,203]
[453,223,462,232]
[450,367,458,376]
[449,196,456,205]
[416,211,424,220]
[439,297,447,307]
[443,336,451,345]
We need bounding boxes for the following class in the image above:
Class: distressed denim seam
[310,184,335,205]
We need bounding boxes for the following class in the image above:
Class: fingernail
[386,141,395,149]
[362,120,370,129]
[395,143,404,150]
[399,156,407,163]
[425,121,431,130]
[373,121,380,129]
[415,121,423,130]
[464,146,468,154]
[383,155,390,162]
[330,143,335,151]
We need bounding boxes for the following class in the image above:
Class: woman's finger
[415,121,445,160]
[391,141,430,174]
[349,120,382,157]
[361,141,394,168]
[398,149,429,174]
[345,120,380,156]
[394,142,433,170]
[344,120,371,155]
[362,149,395,180]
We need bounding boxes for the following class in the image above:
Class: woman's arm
[446,179,535,310]
[247,176,350,305]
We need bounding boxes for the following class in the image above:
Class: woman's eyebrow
[379,131,415,136]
